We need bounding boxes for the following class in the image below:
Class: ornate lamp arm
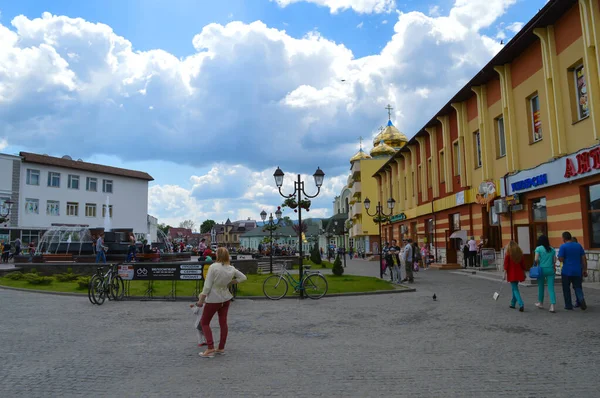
[278,186,297,199]
[300,185,321,199]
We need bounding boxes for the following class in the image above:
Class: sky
[0,0,547,229]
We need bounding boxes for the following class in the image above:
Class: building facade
[239,222,324,253]
[373,0,600,280]
[0,152,153,244]
[210,218,258,248]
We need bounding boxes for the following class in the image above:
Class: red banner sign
[564,147,600,178]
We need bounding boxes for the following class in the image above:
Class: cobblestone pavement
[1,270,600,397]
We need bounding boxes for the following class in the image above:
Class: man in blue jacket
[558,231,588,310]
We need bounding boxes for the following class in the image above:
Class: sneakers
[535,302,544,309]
[199,350,215,358]
[580,300,587,310]
[549,304,556,313]
[519,306,524,312]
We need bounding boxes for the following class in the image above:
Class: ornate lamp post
[274,166,325,299]
[363,197,395,279]
[334,220,350,268]
[0,200,13,224]
[260,208,283,274]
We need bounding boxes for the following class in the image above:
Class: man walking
[402,239,414,283]
[95,234,106,264]
[467,236,477,267]
[558,231,587,310]
[390,239,402,283]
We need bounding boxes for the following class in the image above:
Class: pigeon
[433,294,437,301]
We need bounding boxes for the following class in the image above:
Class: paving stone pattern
[1,268,600,397]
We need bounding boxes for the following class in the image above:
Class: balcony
[351,202,362,219]
[351,181,362,196]
[351,161,360,178]
[347,174,354,188]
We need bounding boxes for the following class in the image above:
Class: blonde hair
[506,241,523,263]
[216,247,231,265]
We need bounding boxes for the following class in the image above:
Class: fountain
[36,226,94,256]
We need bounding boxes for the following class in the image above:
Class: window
[453,142,461,176]
[412,172,416,196]
[25,198,39,214]
[47,200,60,216]
[529,94,542,142]
[26,169,40,185]
[427,158,432,188]
[85,203,97,217]
[496,116,506,158]
[474,131,482,168]
[102,204,113,218]
[574,64,589,120]
[451,213,460,232]
[66,202,79,216]
[439,151,445,183]
[21,230,41,245]
[403,177,407,200]
[531,197,548,241]
[86,177,97,192]
[417,165,422,193]
[587,184,600,247]
[103,179,113,193]
[47,172,60,187]
[68,175,80,190]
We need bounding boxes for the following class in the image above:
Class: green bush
[76,277,91,290]
[23,274,53,285]
[55,272,79,282]
[5,271,24,280]
[310,243,322,265]
[332,254,344,276]
[29,268,38,274]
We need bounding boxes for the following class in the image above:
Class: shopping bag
[529,265,542,279]
[493,281,504,301]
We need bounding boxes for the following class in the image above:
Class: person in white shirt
[402,239,414,283]
[197,247,247,358]
[467,236,478,268]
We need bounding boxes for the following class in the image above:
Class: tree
[292,221,308,235]
[281,216,293,226]
[332,254,344,276]
[310,242,322,265]
[200,219,216,234]
[179,220,195,230]
[157,223,171,235]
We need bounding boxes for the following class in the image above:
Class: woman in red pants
[197,247,247,358]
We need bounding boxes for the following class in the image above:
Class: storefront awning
[449,230,467,242]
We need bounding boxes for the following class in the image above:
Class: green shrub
[76,277,91,290]
[310,243,322,265]
[332,254,344,276]
[23,274,53,285]
[5,271,24,280]
[55,272,79,282]
[28,268,38,274]
[67,267,73,274]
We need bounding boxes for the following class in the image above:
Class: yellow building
[347,118,408,254]
[372,0,600,278]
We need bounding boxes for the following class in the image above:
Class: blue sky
[0,0,547,229]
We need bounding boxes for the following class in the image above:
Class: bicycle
[262,264,328,300]
[88,263,125,305]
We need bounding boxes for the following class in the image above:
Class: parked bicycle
[88,263,125,305]
[263,264,328,300]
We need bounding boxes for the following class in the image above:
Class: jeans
[468,251,477,267]
[200,300,231,350]
[392,264,402,283]
[127,245,137,262]
[537,267,556,305]
[96,251,106,264]
[404,258,414,281]
[561,275,585,309]
[510,282,524,307]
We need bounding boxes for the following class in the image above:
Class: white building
[0,152,153,244]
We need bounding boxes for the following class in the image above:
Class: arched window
[345,197,349,214]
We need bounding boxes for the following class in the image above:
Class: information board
[125,264,204,281]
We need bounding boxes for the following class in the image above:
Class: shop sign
[456,191,465,206]
[390,213,407,222]
[564,147,600,179]
[475,181,497,206]
[511,174,548,192]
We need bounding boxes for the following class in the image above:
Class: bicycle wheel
[262,275,288,300]
[90,275,106,305]
[303,274,328,299]
[110,275,125,301]
[88,277,98,305]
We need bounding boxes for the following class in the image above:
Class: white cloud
[506,21,524,33]
[381,20,388,25]
[428,5,441,17]
[272,0,395,14]
[0,1,520,225]
[357,21,364,29]
[0,138,7,151]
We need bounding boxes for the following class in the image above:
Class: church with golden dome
[335,105,408,256]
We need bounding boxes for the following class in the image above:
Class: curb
[450,271,536,287]
[0,284,415,300]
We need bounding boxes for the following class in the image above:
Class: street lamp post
[334,220,349,268]
[260,208,283,274]
[274,166,325,299]
[0,200,13,224]
[363,197,395,279]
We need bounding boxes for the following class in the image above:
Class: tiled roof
[19,152,154,181]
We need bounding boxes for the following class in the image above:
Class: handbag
[529,261,542,279]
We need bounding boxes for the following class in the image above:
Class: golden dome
[350,148,372,163]
[370,140,397,157]
[372,120,408,149]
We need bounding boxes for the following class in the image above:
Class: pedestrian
[381,242,390,277]
[189,302,207,347]
[558,232,587,311]
[199,238,207,256]
[467,236,478,267]
[95,234,106,264]
[14,237,22,257]
[421,244,428,270]
[462,241,469,269]
[388,246,402,284]
[126,233,137,262]
[0,240,8,263]
[412,241,421,272]
[534,235,557,313]
[197,247,247,358]
[503,241,526,312]
[402,239,414,283]
[571,237,583,308]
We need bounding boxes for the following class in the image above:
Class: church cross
[385,104,393,120]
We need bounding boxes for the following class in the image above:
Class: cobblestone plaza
[1,265,599,397]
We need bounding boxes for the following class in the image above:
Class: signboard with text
[129,264,204,281]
